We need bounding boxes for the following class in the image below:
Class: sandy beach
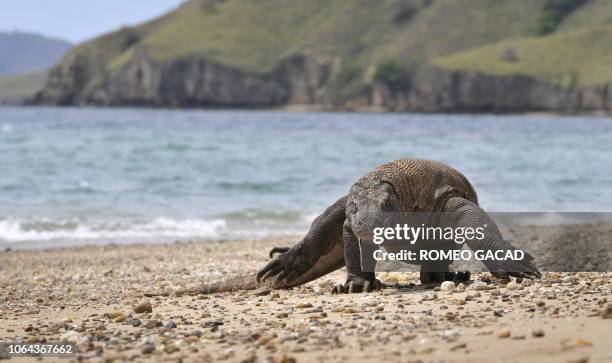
[1,227,611,363]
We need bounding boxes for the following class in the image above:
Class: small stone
[158,327,173,335]
[497,328,511,338]
[141,344,155,354]
[574,284,587,293]
[241,352,257,363]
[189,330,203,337]
[103,311,123,319]
[450,343,467,351]
[127,318,141,327]
[440,281,455,292]
[203,320,224,329]
[602,305,612,319]
[164,321,177,329]
[441,329,461,341]
[575,339,592,347]
[144,320,162,329]
[470,281,489,291]
[312,286,324,295]
[507,281,520,290]
[532,329,545,338]
[134,300,153,314]
[419,292,437,302]
[273,353,296,363]
[60,331,81,343]
[295,303,313,308]
[164,343,179,353]
[566,358,588,363]
[253,287,271,296]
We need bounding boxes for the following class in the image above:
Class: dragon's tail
[143,274,264,297]
[174,274,266,296]
[145,240,345,297]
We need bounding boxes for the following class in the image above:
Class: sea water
[1,106,611,248]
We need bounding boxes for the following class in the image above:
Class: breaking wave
[0,212,314,248]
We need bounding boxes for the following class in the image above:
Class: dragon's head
[347,181,399,240]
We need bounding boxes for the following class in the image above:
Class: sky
[0,0,186,43]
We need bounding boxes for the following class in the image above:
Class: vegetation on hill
[374,60,412,91]
[433,25,612,87]
[0,71,47,102]
[532,0,590,35]
[59,0,548,76]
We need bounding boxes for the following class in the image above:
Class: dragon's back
[358,158,478,212]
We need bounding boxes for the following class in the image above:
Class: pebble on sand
[575,339,593,347]
[506,281,520,290]
[273,353,297,363]
[602,305,612,319]
[253,287,272,296]
[497,329,511,338]
[470,281,489,291]
[440,281,455,292]
[134,300,153,314]
[144,320,162,329]
[419,292,437,302]
[566,358,589,363]
[141,344,155,354]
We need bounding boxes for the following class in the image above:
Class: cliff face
[35,51,341,108]
[35,49,610,113]
[370,68,611,113]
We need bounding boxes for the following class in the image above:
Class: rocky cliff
[34,46,611,113]
[35,50,341,108]
[370,68,611,113]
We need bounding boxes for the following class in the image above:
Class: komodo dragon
[176,158,540,296]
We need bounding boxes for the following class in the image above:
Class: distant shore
[1,229,611,362]
[4,102,612,118]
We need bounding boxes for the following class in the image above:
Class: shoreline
[3,103,612,118]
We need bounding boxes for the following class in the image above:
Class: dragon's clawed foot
[257,246,312,285]
[332,273,382,294]
[268,246,291,258]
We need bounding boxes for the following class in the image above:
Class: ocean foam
[0,217,228,243]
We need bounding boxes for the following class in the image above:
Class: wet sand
[1,231,611,363]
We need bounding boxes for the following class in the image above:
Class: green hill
[35,0,612,112]
[434,25,612,87]
[0,71,47,103]
[63,0,547,74]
